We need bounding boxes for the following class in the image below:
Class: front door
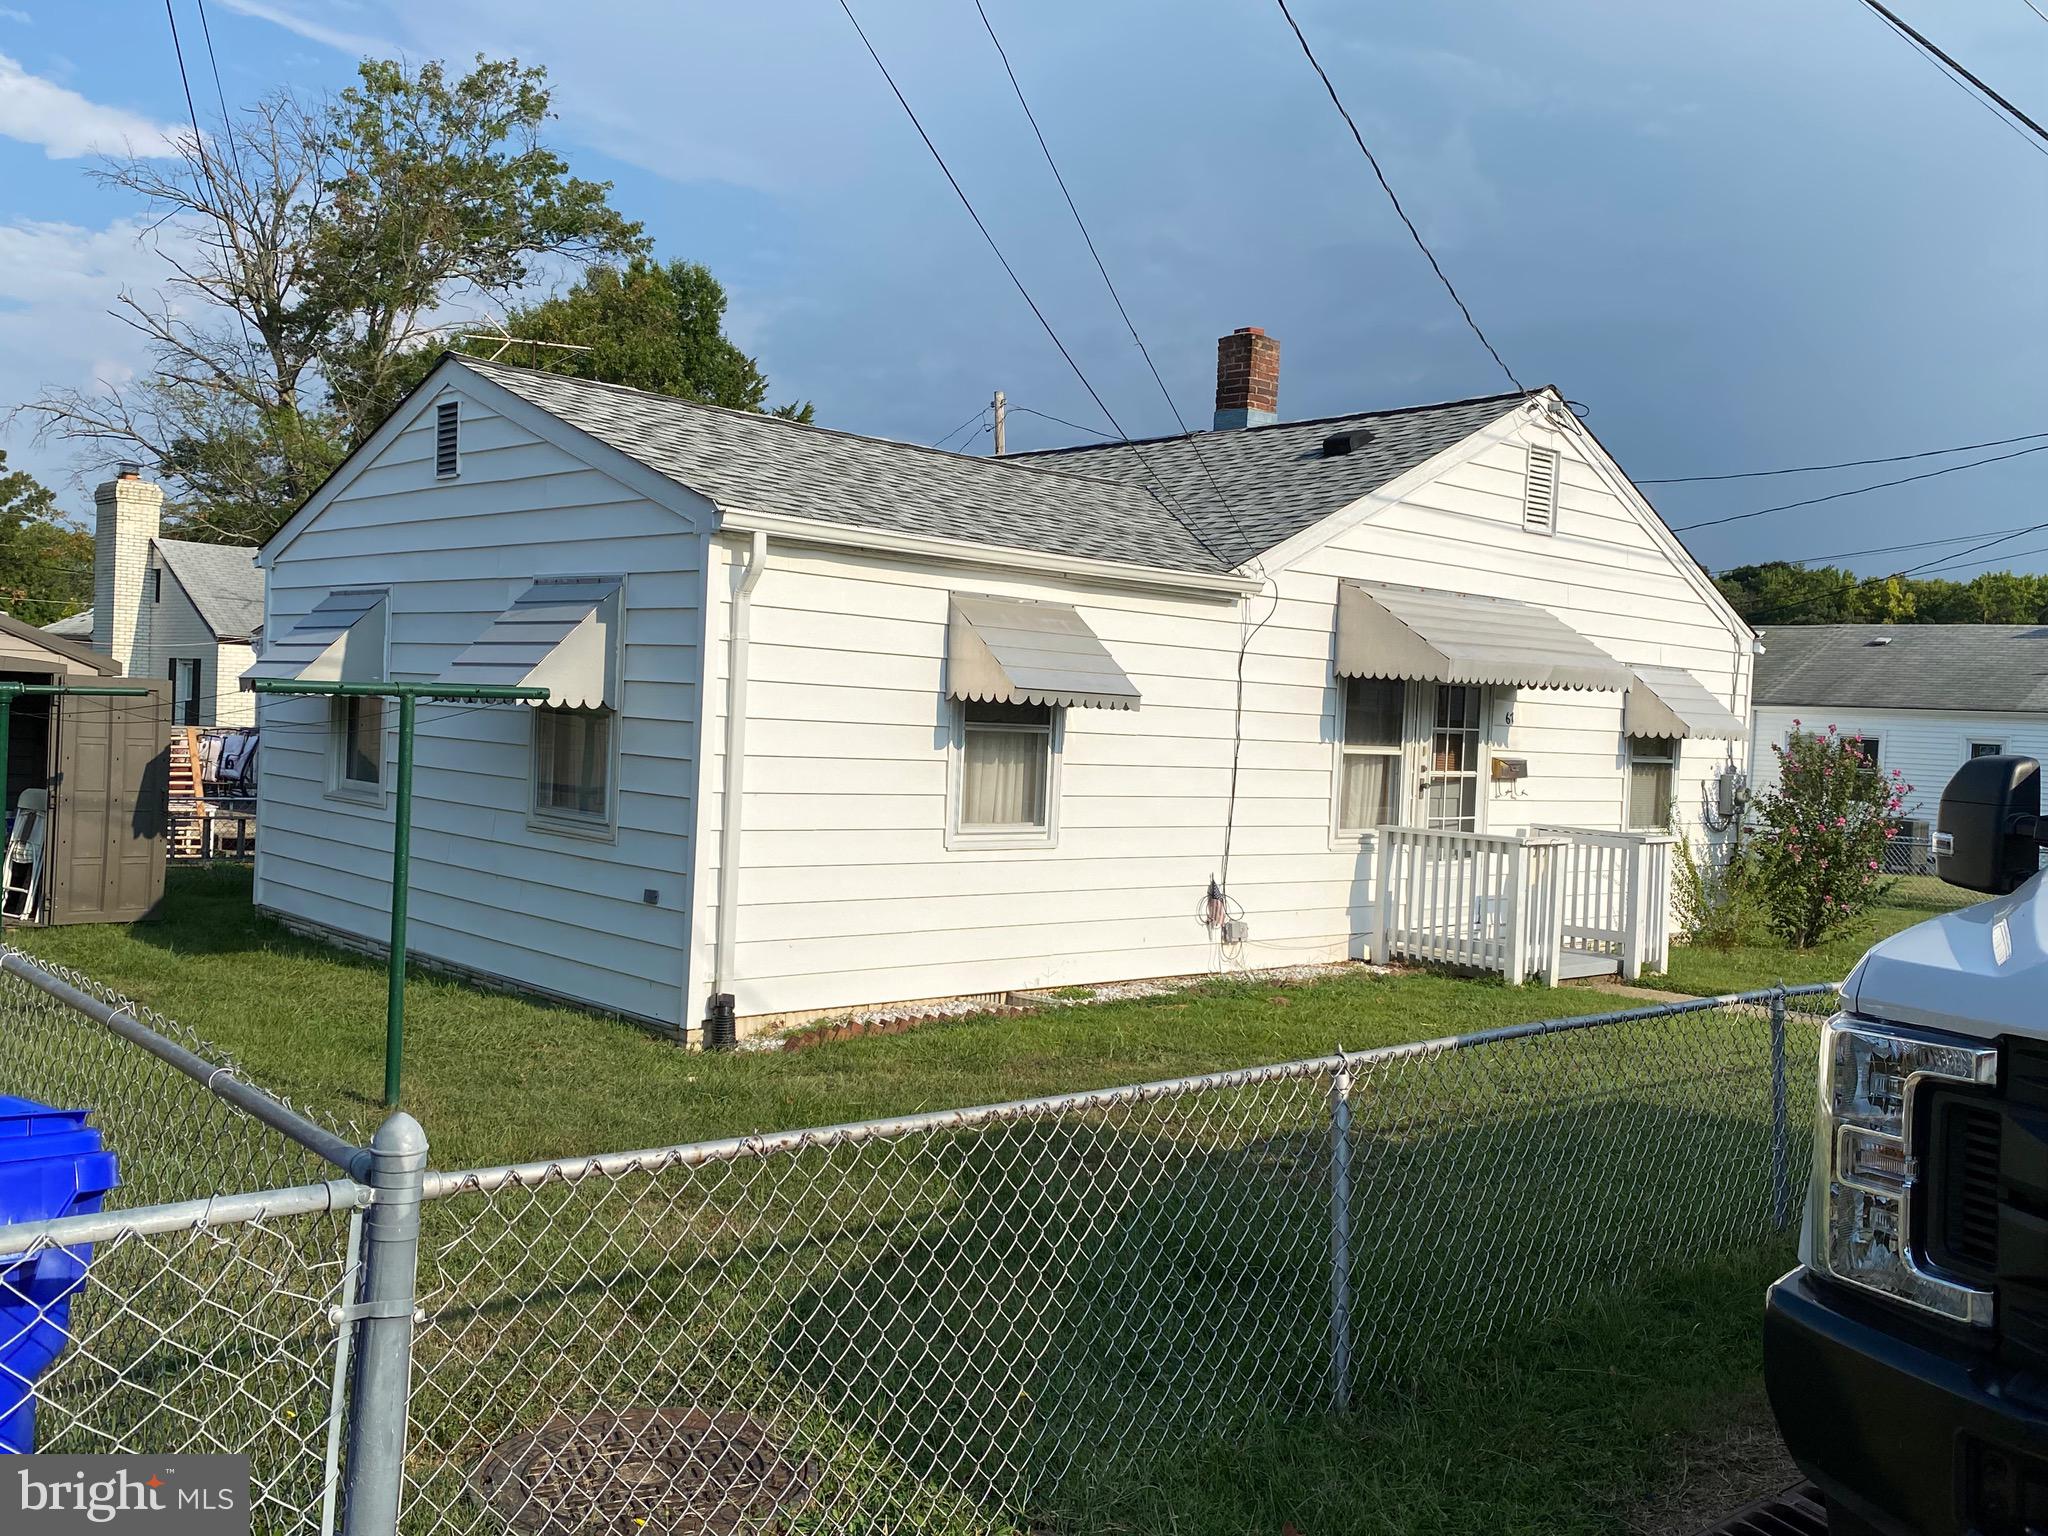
[1418,684,1482,831]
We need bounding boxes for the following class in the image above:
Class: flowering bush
[1750,722,1910,947]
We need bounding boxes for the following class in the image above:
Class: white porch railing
[1375,826,1674,986]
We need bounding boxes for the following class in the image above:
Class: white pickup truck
[1766,754,2048,1536]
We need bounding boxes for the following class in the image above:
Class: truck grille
[1928,1094,2002,1282]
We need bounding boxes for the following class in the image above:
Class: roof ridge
[456,354,1159,499]
[1010,387,1536,460]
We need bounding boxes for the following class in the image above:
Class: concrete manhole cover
[470,1406,814,1534]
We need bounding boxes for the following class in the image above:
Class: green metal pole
[385,691,417,1109]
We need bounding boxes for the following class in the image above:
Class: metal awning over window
[439,577,621,709]
[947,594,1140,711]
[242,588,387,686]
[1626,664,1748,740]
[1335,580,1632,692]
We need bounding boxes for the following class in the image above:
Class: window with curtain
[332,695,384,791]
[957,700,1054,836]
[533,707,613,826]
[1337,676,1402,833]
[1627,735,1677,830]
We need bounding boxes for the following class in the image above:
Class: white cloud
[0,52,181,158]
[0,9,32,25]
[0,216,175,495]
[210,0,395,58]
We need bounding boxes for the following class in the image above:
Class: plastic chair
[3,789,47,921]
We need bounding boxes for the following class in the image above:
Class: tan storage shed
[0,613,171,926]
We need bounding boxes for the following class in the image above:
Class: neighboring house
[71,467,262,727]
[1750,623,2048,852]
[250,327,1753,1039]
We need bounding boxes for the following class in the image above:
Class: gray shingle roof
[463,359,1231,575]
[155,538,262,641]
[1011,392,1523,567]
[41,609,93,640]
[1754,624,2048,714]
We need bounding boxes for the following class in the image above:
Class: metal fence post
[1328,1056,1353,1414]
[1769,985,1791,1231]
[341,1111,428,1536]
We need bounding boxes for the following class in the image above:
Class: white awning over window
[1626,664,1748,740]
[947,594,1140,711]
[242,588,387,686]
[439,577,621,709]
[1334,580,1632,692]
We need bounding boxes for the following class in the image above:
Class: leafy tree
[1717,562,2048,627]
[391,255,812,420]
[0,452,92,626]
[1750,724,1908,947]
[23,56,644,545]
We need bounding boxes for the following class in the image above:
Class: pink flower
[1868,859,1878,870]
[1792,718,1802,727]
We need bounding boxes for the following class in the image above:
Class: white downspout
[709,530,768,1027]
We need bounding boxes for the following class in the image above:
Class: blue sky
[0,0,2043,579]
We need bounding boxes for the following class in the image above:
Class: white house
[249,328,1754,1040]
[61,467,262,728]
[1750,623,2048,858]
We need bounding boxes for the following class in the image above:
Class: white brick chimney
[92,462,163,671]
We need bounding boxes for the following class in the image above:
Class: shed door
[49,686,169,924]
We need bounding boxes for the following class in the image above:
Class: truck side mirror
[1938,754,2042,895]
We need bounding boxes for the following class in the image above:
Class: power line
[191,0,245,183]
[1896,517,2048,576]
[834,0,1227,564]
[1671,440,2048,532]
[2024,0,2048,27]
[1009,404,1114,439]
[1910,539,2048,578]
[929,405,987,450]
[1645,429,2048,484]
[1272,0,1525,393]
[162,1,210,162]
[970,0,1254,556]
[1721,523,2037,572]
[1852,0,2048,153]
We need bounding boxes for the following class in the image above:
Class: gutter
[716,506,1262,600]
[706,528,768,1045]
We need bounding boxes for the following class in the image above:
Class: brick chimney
[1214,326,1280,430]
[92,461,163,671]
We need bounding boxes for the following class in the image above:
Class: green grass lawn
[1643,874,1981,997]
[9,864,1818,1535]
[17,863,1668,1171]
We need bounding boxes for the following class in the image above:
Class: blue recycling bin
[0,1095,118,1453]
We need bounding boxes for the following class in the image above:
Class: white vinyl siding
[256,387,705,1029]
[688,412,1746,1022]
[131,554,255,727]
[1751,706,2048,825]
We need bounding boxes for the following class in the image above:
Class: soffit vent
[436,399,460,478]
[1523,444,1560,534]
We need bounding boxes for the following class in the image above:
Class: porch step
[1554,950,1620,981]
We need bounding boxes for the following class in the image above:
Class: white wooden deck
[1374,825,1674,986]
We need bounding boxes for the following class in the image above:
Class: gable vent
[1522,444,1560,534]
[435,399,460,478]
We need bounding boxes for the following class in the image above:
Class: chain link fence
[0,947,1840,1535]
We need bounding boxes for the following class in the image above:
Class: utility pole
[992,390,1006,457]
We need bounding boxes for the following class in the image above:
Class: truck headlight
[1808,1014,1997,1324]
